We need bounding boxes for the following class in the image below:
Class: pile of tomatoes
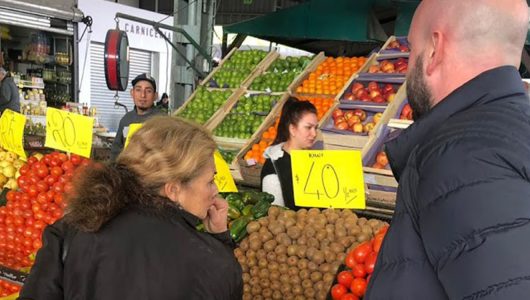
[0,279,21,297]
[0,152,88,271]
[330,225,389,300]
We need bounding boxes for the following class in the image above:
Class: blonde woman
[19,116,243,300]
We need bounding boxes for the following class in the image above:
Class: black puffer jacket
[365,66,530,299]
[19,205,243,300]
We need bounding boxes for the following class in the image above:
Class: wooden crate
[378,35,410,59]
[211,92,289,159]
[204,88,247,131]
[241,51,280,89]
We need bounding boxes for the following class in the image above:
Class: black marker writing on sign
[48,110,76,148]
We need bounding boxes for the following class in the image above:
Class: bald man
[366,0,530,299]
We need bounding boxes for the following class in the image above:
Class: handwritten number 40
[303,161,340,199]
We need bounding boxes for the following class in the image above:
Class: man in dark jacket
[0,67,20,114]
[366,0,530,299]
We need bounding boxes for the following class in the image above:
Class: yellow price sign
[124,123,143,148]
[214,151,238,192]
[45,108,94,158]
[291,150,365,209]
[0,109,26,159]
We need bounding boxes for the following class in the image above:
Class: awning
[223,0,385,56]
[0,0,83,22]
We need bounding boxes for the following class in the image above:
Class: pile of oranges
[243,97,335,164]
[295,56,367,95]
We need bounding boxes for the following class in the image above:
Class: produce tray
[357,56,408,79]
[378,35,410,59]
[361,125,399,190]
[321,105,386,136]
[203,50,279,89]
[340,76,405,106]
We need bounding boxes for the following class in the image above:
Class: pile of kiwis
[234,206,388,300]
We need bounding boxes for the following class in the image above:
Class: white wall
[77,0,173,105]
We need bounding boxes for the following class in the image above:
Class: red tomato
[36,181,49,193]
[331,284,348,300]
[32,239,42,250]
[61,161,74,172]
[16,176,29,190]
[352,262,367,278]
[350,278,367,297]
[27,185,39,197]
[52,183,64,194]
[50,166,63,177]
[42,154,53,166]
[49,158,61,167]
[5,191,15,202]
[340,294,359,300]
[33,220,46,230]
[36,192,48,204]
[63,182,74,195]
[353,242,372,264]
[57,153,68,162]
[345,252,357,269]
[364,251,378,274]
[34,163,49,178]
[46,190,55,201]
[27,156,38,165]
[19,164,30,176]
[337,270,354,287]
[70,154,82,166]
[373,233,385,253]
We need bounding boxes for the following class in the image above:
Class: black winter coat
[365,66,530,299]
[18,204,243,300]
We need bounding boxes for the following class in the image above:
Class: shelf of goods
[0,149,91,298]
[233,205,389,300]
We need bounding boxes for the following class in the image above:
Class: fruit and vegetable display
[295,57,367,95]
[329,225,389,299]
[234,207,388,300]
[177,88,233,124]
[0,149,26,191]
[250,56,311,92]
[213,94,280,139]
[330,108,383,134]
[0,152,89,271]
[0,279,21,298]
[223,191,275,242]
[370,151,389,170]
[366,58,408,74]
[400,103,413,121]
[212,50,268,88]
[343,81,397,104]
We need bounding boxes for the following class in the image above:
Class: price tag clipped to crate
[45,108,94,158]
[214,151,238,192]
[124,123,143,148]
[0,109,26,160]
[291,150,365,209]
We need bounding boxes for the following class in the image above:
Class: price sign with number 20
[45,108,94,158]
[291,150,366,209]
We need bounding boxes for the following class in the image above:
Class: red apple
[380,62,395,73]
[382,84,395,94]
[367,81,380,92]
[351,82,364,93]
[352,123,364,133]
[399,45,409,52]
[364,122,375,133]
[355,88,367,99]
[388,41,400,49]
[369,89,382,99]
[332,109,344,120]
[353,109,367,121]
[334,116,346,125]
[386,93,396,102]
[344,93,355,101]
[360,94,372,102]
[372,95,386,103]
[376,152,389,167]
[396,65,408,73]
[368,65,380,73]
[373,112,383,124]
[335,121,348,130]
[401,104,412,118]
[347,115,361,128]
[343,111,355,121]
[372,162,385,169]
